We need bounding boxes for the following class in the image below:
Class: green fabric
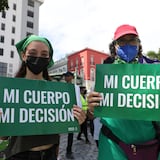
[15,35,54,67]
[114,58,138,64]
[99,119,160,160]
[98,59,160,160]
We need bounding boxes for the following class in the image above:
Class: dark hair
[80,86,86,90]
[103,56,115,64]
[63,71,74,77]
[109,41,143,58]
[15,61,52,81]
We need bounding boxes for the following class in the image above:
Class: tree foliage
[0,0,9,12]
[146,49,160,60]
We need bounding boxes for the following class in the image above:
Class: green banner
[0,77,81,136]
[94,64,160,121]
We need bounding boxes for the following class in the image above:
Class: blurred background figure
[93,118,102,147]
[64,71,74,83]
[77,86,90,144]
[63,71,75,159]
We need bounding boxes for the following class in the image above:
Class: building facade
[48,48,109,88]
[48,57,68,75]
[0,0,44,77]
[67,48,109,91]
[48,57,68,82]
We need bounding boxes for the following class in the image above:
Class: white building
[0,0,44,77]
[48,57,68,75]
[48,57,68,82]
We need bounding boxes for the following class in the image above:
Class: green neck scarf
[114,58,138,64]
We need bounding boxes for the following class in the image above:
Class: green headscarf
[15,35,54,68]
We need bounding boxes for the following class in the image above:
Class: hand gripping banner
[94,64,160,121]
[0,77,81,136]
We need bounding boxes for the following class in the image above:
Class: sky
[39,0,160,61]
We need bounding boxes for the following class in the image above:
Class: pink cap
[114,24,138,40]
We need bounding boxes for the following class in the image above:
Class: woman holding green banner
[0,35,86,160]
[88,24,160,160]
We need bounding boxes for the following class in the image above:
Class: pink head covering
[114,24,139,40]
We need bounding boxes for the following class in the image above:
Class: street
[58,132,98,160]
[0,128,98,160]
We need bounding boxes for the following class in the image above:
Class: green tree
[0,0,9,12]
[146,50,160,60]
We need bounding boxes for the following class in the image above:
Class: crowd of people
[1,23,160,160]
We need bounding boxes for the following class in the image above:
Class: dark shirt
[5,134,59,158]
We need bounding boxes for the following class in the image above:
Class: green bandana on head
[15,35,54,68]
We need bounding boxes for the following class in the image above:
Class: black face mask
[26,56,49,74]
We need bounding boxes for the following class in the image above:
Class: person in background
[0,35,86,160]
[88,111,94,138]
[93,117,102,148]
[87,24,160,160]
[77,86,90,144]
[63,71,76,159]
[64,71,74,84]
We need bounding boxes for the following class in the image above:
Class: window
[76,58,78,67]
[101,58,104,64]
[90,68,95,81]
[1,11,6,18]
[1,23,5,30]
[81,57,84,66]
[12,27,15,33]
[13,3,16,10]
[27,21,33,28]
[90,56,94,65]
[28,0,34,7]
[27,10,34,17]
[10,51,14,58]
[26,32,33,36]
[12,15,16,22]
[80,69,84,80]
[8,63,13,74]
[71,60,73,69]
[9,63,13,68]
[0,48,4,56]
[0,62,7,76]
[11,39,15,45]
[0,36,4,43]
[59,68,62,72]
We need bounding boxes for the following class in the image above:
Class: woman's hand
[73,105,86,125]
[87,91,102,112]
